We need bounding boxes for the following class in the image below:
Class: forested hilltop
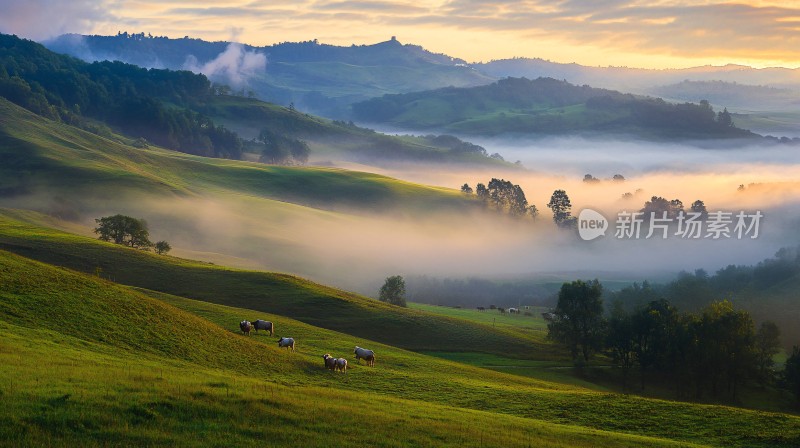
[353,77,757,139]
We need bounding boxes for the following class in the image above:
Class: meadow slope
[0,97,475,215]
[0,209,553,358]
[2,248,800,446]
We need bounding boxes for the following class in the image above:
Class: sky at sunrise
[0,1,798,69]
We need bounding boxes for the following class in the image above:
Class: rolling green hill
[0,94,500,289]
[0,209,551,358]
[352,77,758,139]
[2,240,800,446]
[200,94,511,166]
[0,33,506,167]
[0,96,478,214]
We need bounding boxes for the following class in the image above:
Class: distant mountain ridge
[46,33,800,116]
[475,58,800,96]
[46,33,492,117]
[43,33,800,138]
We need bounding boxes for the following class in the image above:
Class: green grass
[201,95,513,167]
[409,302,550,332]
[2,247,800,446]
[0,97,479,215]
[730,111,800,137]
[0,323,692,448]
[0,210,555,359]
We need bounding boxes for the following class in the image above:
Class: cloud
[0,0,114,41]
[430,1,800,63]
[183,43,267,87]
[4,0,799,68]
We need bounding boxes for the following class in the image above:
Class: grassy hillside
[0,210,553,358]
[2,248,800,446]
[201,95,512,166]
[352,77,757,139]
[0,97,477,214]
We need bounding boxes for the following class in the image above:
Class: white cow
[354,346,376,367]
[335,357,348,374]
[277,337,295,352]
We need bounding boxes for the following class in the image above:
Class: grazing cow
[354,346,376,367]
[508,307,518,314]
[477,306,485,311]
[335,357,348,374]
[277,337,295,352]
[252,320,274,336]
[239,320,253,335]
[322,354,337,370]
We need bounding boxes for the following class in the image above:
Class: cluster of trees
[254,129,310,165]
[610,247,800,352]
[548,279,800,403]
[586,95,747,137]
[461,182,711,232]
[462,178,537,218]
[94,215,171,254]
[583,173,625,183]
[640,196,707,219]
[0,33,242,159]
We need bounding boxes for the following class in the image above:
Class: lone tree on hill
[154,240,172,255]
[379,275,407,307]
[547,189,576,228]
[94,214,153,249]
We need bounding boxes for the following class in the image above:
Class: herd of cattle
[238,320,376,374]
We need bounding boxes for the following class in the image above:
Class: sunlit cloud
[1,1,799,68]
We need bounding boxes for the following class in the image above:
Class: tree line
[548,279,800,405]
[461,178,537,218]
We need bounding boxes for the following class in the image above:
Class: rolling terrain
[2,220,799,447]
[3,31,800,446]
[0,96,478,213]
[0,95,517,291]
[0,33,506,168]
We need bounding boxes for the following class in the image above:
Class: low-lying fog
[326,134,800,294]
[7,135,800,298]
